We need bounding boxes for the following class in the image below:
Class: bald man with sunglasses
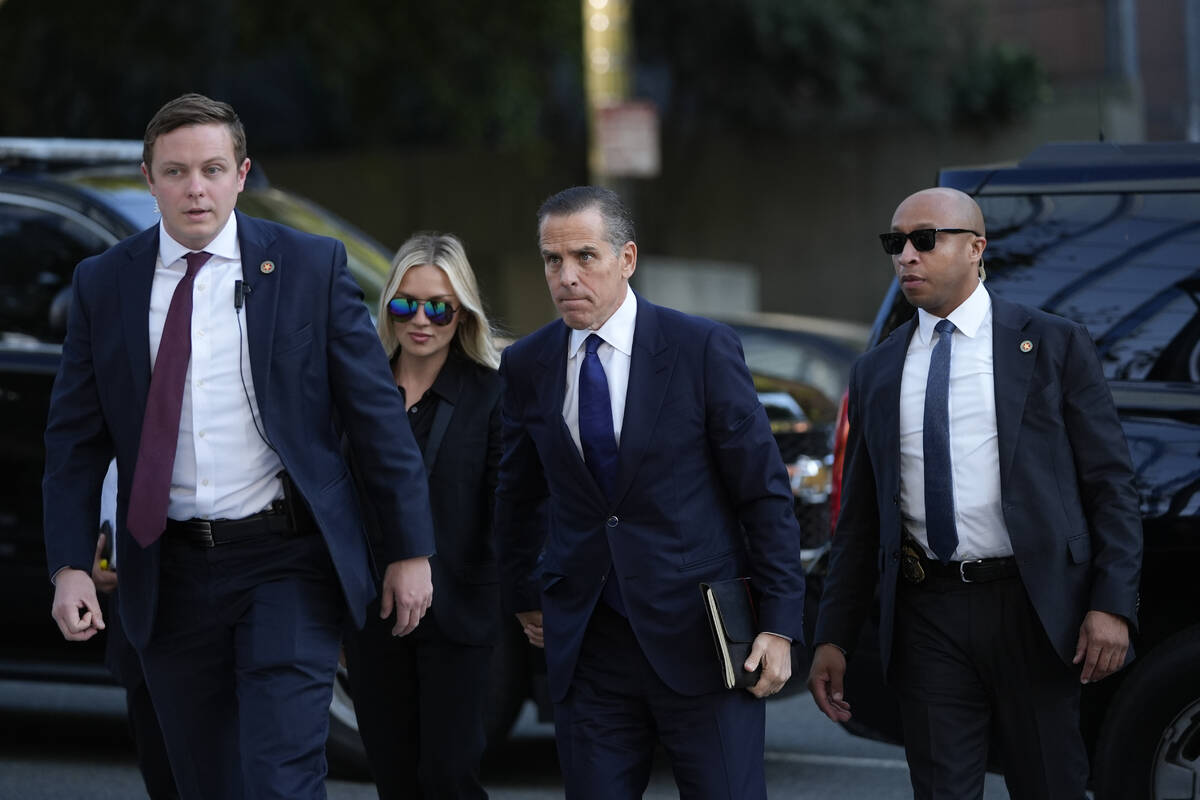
[808,188,1142,799]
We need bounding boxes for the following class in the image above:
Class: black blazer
[815,292,1143,675]
[356,354,502,647]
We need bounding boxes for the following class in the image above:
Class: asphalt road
[0,679,1014,799]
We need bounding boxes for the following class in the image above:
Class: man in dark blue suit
[808,188,1143,798]
[495,186,806,798]
[43,93,435,799]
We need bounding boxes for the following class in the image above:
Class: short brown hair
[143,93,247,170]
[537,186,636,256]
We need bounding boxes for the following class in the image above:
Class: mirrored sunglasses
[386,296,458,326]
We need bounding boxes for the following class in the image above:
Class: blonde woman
[344,232,502,799]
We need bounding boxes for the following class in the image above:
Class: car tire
[1092,625,1200,800]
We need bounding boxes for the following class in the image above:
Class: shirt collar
[157,212,240,268]
[429,351,466,403]
[569,286,637,358]
[916,280,989,344]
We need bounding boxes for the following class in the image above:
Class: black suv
[824,142,1200,799]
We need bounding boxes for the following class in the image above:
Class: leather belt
[901,539,1018,585]
[164,502,314,548]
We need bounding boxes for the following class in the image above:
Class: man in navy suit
[495,186,806,799]
[43,93,435,799]
[808,188,1143,798]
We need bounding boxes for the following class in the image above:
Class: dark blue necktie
[578,334,625,613]
[924,319,959,563]
[579,334,618,498]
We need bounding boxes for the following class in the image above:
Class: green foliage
[950,44,1050,126]
[0,0,580,151]
[0,0,1046,149]
[633,0,1045,135]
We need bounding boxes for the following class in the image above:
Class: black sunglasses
[386,296,458,326]
[879,228,979,255]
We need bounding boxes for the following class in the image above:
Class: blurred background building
[0,0,1194,333]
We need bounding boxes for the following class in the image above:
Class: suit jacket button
[607,515,619,527]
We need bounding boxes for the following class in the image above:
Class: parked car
[817,142,1200,800]
[722,313,868,557]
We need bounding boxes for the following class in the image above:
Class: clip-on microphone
[233,280,253,310]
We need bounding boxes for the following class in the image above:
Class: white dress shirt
[899,281,1013,560]
[562,287,637,455]
[150,215,284,521]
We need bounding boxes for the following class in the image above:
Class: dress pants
[139,531,344,800]
[105,589,178,799]
[343,599,492,800]
[554,601,766,800]
[890,574,1089,800]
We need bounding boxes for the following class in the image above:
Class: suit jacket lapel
[236,212,281,408]
[534,323,594,487]
[874,318,913,496]
[118,226,161,404]
[424,357,464,475]
[990,294,1037,483]
[612,298,675,504]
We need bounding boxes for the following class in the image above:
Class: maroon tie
[127,251,211,547]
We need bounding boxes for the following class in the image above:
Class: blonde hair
[376,232,500,369]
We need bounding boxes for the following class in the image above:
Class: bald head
[892,188,986,238]
[888,187,988,319]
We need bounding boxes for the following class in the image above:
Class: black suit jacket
[815,292,1143,674]
[358,354,502,646]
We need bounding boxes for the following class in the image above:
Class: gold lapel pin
[1020,339,1033,353]
[260,260,276,275]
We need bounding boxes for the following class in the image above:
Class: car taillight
[828,389,850,535]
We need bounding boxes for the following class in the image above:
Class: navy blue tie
[579,334,618,498]
[924,319,959,563]
[578,334,624,613]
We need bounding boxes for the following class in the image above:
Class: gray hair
[536,186,636,255]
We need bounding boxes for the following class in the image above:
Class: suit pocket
[541,573,567,594]
[274,323,314,359]
[1067,532,1092,564]
[679,548,737,574]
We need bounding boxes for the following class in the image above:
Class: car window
[236,189,392,314]
[732,325,859,424]
[67,174,394,319]
[979,192,1200,383]
[0,198,114,342]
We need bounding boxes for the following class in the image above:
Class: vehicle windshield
[66,174,392,314]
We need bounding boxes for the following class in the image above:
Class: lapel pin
[1020,339,1033,353]
[260,260,276,275]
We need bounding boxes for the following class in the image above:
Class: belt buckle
[901,542,926,584]
[959,559,985,583]
[193,520,215,548]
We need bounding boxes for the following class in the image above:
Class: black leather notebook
[699,577,761,690]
